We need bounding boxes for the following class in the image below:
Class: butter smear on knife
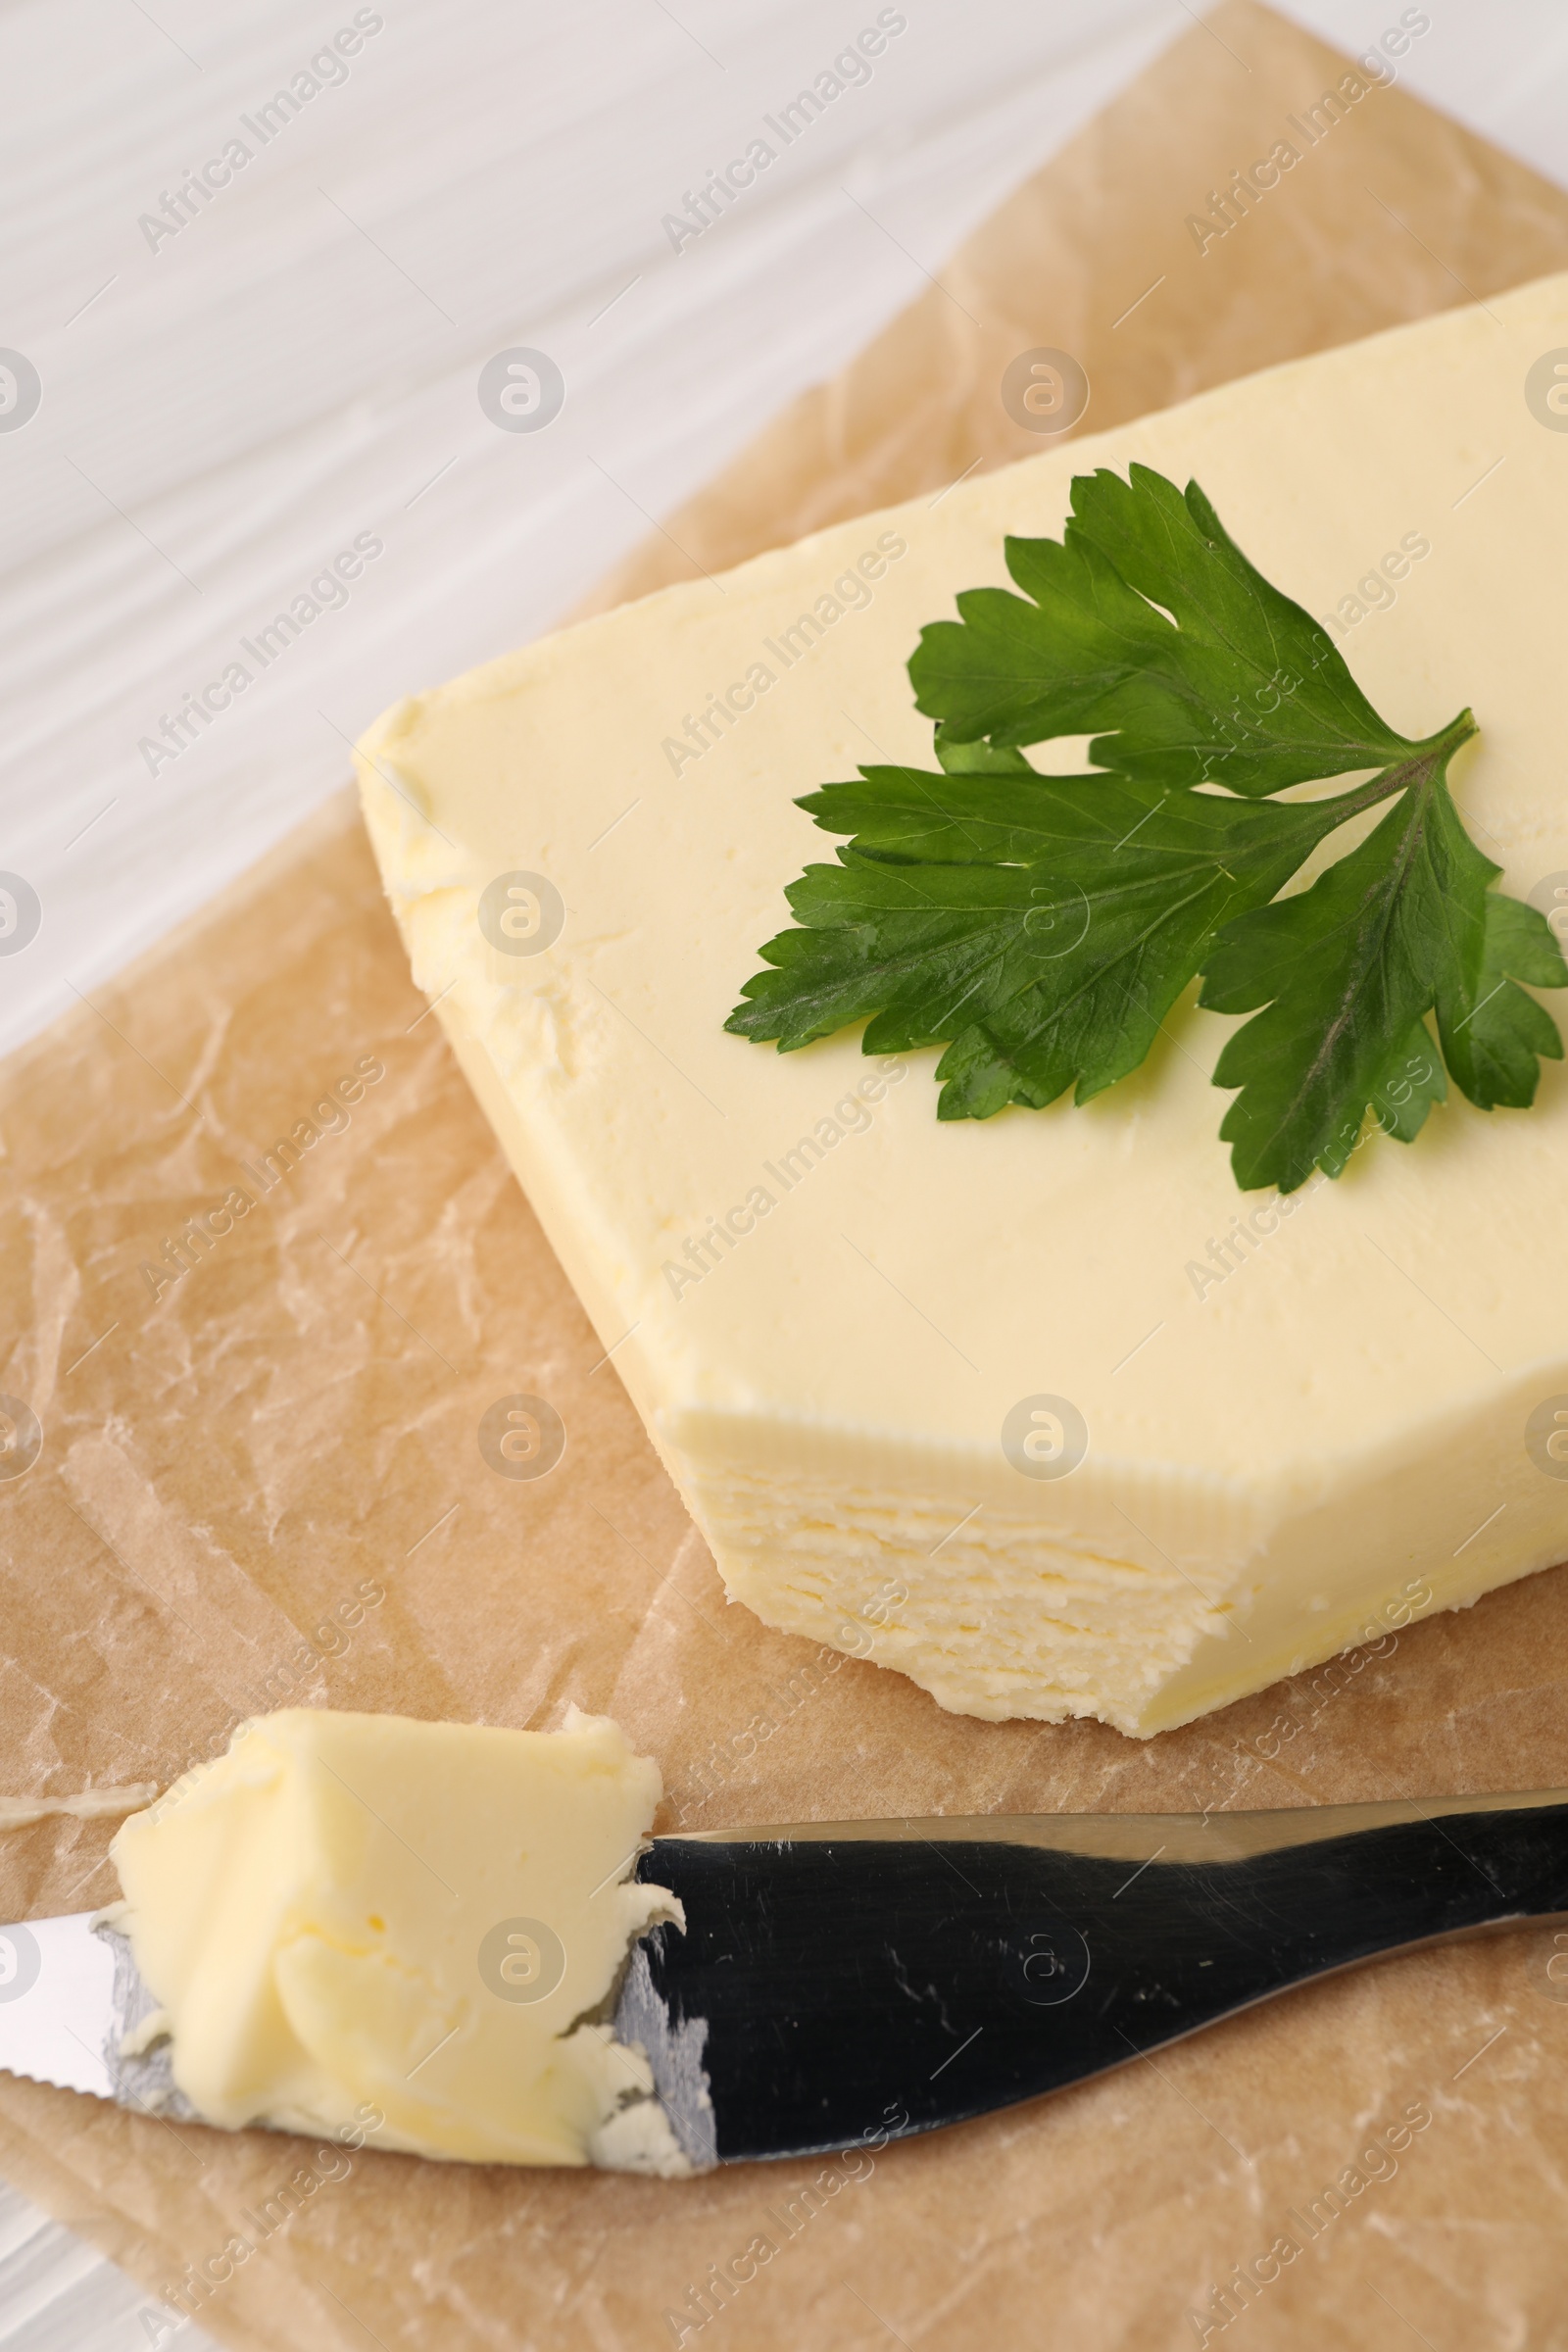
[109,1708,692,2171]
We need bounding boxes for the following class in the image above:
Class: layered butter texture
[110,1708,687,2170]
[357,274,1568,1737]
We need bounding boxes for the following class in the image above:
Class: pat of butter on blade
[110,1708,691,2173]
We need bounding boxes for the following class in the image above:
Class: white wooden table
[3,0,1567,2339]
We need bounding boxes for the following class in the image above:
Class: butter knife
[4,1789,1564,2169]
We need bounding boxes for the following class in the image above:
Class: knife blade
[0,1908,199,2120]
[6,1788,1566,2168]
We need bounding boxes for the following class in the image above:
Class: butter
[110,1708,689,2171]
[357,273,1568,1737]
[0,1783,159,1830]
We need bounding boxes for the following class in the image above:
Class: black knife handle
[635,1796,1568,2163]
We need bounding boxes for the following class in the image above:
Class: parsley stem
[1303,707,1477,832]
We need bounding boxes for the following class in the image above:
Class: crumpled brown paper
[7,5,1568,2346]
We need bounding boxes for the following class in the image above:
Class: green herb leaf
[728,466,1567,1188]
[1202,756,1477,1189]
[1438,893,1568,1110]
[908,466,1412,791]
[730,765,1368,1120]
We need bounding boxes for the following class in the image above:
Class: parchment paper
[7,6,1568,2346]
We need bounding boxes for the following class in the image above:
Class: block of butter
[110,1708,689,2171]
[357,274,1568,1737]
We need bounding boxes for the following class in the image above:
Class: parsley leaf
[907,466,1411,791]
[730,758,1381,1120]
[1202,753,1483,1188]
[728,465,1566,1189]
